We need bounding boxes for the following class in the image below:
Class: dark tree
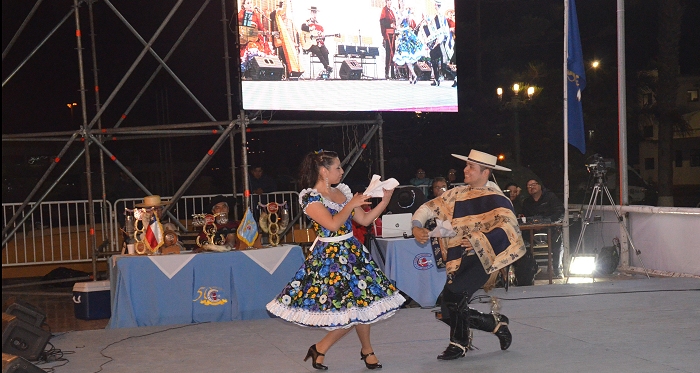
[655,0,684,206]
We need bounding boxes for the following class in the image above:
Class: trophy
[258,201,289,246]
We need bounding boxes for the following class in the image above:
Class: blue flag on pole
[567,0,586,154]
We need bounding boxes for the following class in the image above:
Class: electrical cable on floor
[92,322,209,373]
[35,341,73,372]
[472,287,699,304]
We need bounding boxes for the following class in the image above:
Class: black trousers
[307,45,330,69]
[439,254,490,345]
[440,254,490,317]
[383,37,394,77]
[429,46,443,81]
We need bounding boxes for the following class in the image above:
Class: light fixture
[497,87,503,100]
[569,254,596,276]
[512,83,520,94]
[527,86,535,99]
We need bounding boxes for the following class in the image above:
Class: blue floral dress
[393,8,424,66]
[266,184,405,330]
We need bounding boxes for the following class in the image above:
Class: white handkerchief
[428,219,457,238]
[363,175,400,198]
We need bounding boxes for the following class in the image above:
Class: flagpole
[617,0,631,267]
[563,0,570,276]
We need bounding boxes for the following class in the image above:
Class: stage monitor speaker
[339,59,362,80]
[2,353,43,373]
[5,301,45,328]
[414,62,432,80]
[249,56,284,81]
[385,187,427,215]
[1,314,50,362]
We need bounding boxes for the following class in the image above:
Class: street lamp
[497,83,536,166]
[67,102,78,126]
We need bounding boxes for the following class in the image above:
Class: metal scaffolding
[2,0,385,279]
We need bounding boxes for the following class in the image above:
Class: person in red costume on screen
[238,0,271,77]
[379,0,396,80]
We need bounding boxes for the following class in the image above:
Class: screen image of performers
[238,0,271,77]
[300,6,332,78]
[392,0,423,84]
[379,0,396,79]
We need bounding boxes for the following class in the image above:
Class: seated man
[429,177,448,199]
[504,182,523,216]
[196,195,240,252]
[249,166,277,195]
[446,168,458,186]
[409,168,432,197]
[300,6,332,77]
[521,179,565,277]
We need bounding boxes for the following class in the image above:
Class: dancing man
[427,0,449,86]
[411,150,525,360]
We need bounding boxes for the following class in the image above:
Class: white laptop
[381,213,413,238]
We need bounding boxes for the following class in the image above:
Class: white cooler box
[72,280,111,320]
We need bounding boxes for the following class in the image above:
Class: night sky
[3,0,699,199]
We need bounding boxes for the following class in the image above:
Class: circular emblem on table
[413,253,434,270]
[193,286,228,306]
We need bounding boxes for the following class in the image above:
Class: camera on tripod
[585,154,614,176]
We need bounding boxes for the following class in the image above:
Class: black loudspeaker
[1,314,50,362]
[339,59,362,80]
[248,56,284,81]
[414,62,432,80]
[385,187,427,215]
[2,353,44,373]
[5,301,45,328]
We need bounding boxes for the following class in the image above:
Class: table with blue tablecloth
[369,237,446,308]
[107,245,304,328]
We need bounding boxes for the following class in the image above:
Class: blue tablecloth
[370,238,446,308]
[107,245,304,328]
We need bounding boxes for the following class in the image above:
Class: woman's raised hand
[380,188,394,203]
[350,193,372,209]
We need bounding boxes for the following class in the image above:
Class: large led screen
[236,0,457,112]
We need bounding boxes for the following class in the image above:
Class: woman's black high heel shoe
[304,344,328,370]
[360,350,383,370]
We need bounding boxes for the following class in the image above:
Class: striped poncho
[413,185,526,284]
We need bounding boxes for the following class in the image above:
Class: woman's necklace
[397,189,416,209]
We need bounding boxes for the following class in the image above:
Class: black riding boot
[437,302,471,360]
[465,308,512,350]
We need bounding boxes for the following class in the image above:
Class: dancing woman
[393,0,424,84]
[267,150,405,370]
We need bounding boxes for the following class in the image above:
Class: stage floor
[28,277,699,373]
[241,78,458,112]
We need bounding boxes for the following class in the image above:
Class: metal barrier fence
[111,191,305,251]
[2,200,113,267]
[2,192,304,268]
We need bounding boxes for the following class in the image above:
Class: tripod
[571,170,650,279]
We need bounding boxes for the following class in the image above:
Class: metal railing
[2,191,305,269]
[2,200,113,267]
